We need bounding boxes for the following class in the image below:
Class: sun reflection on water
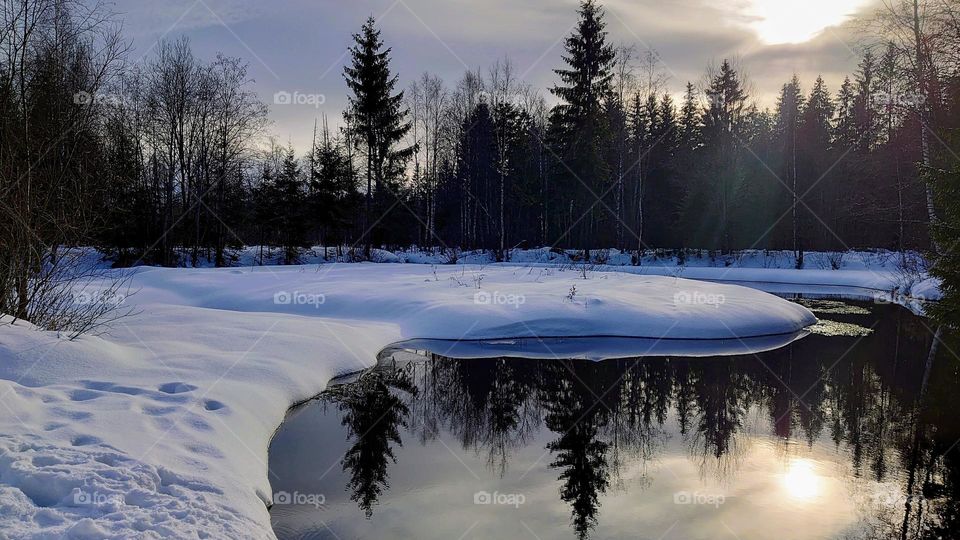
[783,459,821,500]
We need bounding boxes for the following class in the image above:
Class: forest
[3,0,960,322]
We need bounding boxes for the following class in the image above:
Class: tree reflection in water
[306,304,960,539]
[324,368,417,517]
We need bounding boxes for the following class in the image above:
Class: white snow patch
[0,263,821,537]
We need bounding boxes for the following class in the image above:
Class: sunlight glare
[783,459,821,500]
[746,0,871,44]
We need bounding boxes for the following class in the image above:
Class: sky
[112,0,881,151]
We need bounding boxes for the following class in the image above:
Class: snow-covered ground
[158,246,940,311]
[0,263,821,538]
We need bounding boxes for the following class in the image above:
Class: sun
[783,459,821,500]
[746,0,872,44]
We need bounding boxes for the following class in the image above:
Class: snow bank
[0,264,816,538]
[102,246,941,312]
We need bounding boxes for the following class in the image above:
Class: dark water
[268,301,960,540]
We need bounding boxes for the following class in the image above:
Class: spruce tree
[834,77,857,149]
[550,0,616,249]
[456,102,497,249]
[799,76,836,249]
[678,82,700,152]
[310,120,357,249]
[775,75,804,263]
[343,17,413,255]
[852,51,879,152]
[699,60,749,251]
[274,148,308,264]
[675,82,701,248]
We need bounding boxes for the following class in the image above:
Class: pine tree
[699,60,750,251]
[550,0,616,249]
[834,77,857,149]
[343,17,414,255]
[627,91,651,251]
[674,82,701,248]
[799,76,836,249]
[492,101,524,256]
[678,82,700,152]
[852,51,879,152]
[551,1,615,122]
[775,75,804,264]
[644,93,680,247]
[273,147,308,264]
[456,102,497,249]
[310,118,358,249]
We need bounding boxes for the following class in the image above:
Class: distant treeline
[4,0,960,322]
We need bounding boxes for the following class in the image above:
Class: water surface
[269,302,957,539]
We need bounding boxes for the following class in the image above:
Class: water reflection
[270,304,959,539]
[328,370,416,518]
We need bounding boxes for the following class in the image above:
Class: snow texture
[0,256,920,538]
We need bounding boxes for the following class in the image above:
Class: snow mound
[130,264,816,341]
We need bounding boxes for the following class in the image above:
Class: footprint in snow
[67,389,103,402]
[71,435,101,447]
[158,382,198,394]
[203,400,225,411]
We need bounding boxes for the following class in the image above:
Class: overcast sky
[113,0,882,151]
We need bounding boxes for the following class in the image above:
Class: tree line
[4,0,960,329]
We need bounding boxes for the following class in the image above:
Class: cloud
[112,0,882,150]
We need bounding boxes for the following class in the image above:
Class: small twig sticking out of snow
[566,284,577,302]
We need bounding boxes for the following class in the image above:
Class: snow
[131,246,939,312]
[0,258,908,538]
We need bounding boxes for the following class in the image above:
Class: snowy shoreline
[117,246,939,312]
[0,260,923,538]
